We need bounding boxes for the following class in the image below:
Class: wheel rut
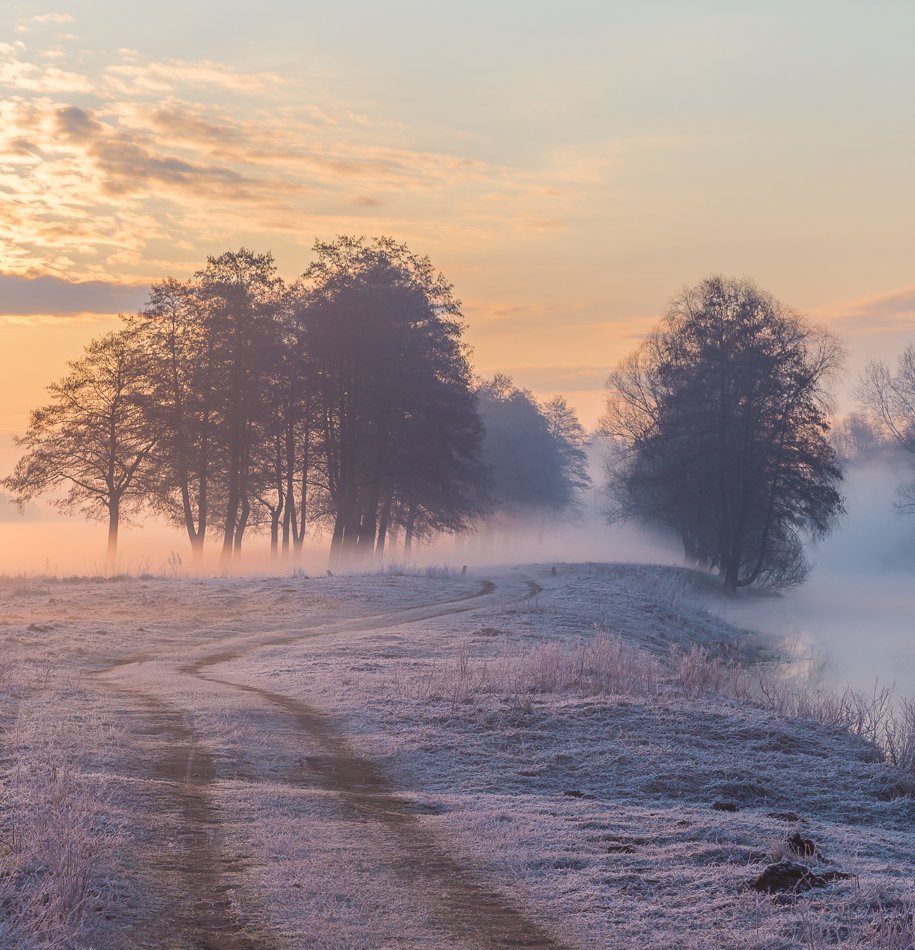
[97,577,561,949]
[200,673,565,949]
[100,687,283,949]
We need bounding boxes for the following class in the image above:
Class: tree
[196,249,286,562]
[299,236,488,567]
[603,276,844,591]
[248,302,319,560]
[542,395,591,510]
[3,330,155,566]
[857,345,915,515]
[830,411,888,465]
[127,278,218,565]
[475,376,589,532]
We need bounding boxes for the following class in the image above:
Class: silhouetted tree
[543,395,591,509]
[248,299,322,559]
[195,249,285,561]
[603,276,844,591]
[128,278,218,564]
[3,330,155,566]
[475,376,589,533]
[299,236,487,566]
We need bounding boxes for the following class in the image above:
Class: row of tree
[11,254,909,589]
[3,237,590,568]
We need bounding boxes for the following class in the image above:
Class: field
[0,564,912,949]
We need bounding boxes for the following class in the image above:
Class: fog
[3,457,912,700]
[726,459,915,694]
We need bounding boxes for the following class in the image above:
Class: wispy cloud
[32,13,75,24]
[0,37,638,295]
[815,287,915,335]
[103,59,284,96]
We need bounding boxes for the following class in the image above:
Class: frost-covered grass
[0,564,912,948]
[231,564,915,948]
[0,661,126,948]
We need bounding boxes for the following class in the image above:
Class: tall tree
[3,330,155,567]
[127,278,218,565]
[195,249,285,562]
[299,235,487,567]
[603,276,844,591]
[543,395,591,510]
[248,299,320,559]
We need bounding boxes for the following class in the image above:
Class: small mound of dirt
[748,860,850,894]
[712,800,739,812]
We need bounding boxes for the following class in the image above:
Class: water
[734,573,915,695]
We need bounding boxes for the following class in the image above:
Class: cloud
[103,59,283,96]
[0,58,93,93]
[0,40,609,284]
[816,287,915,335]
[32,13,75,24]
[0,273,148,316]
[52,105,272,200]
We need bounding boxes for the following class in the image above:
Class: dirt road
[92,576,564,949]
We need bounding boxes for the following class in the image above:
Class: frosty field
[0,564,913,949]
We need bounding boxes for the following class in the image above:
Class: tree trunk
[270,512,280,559]
[233,496,250,559]
[404,503,417,560]
[375,494,392,564]
[106,499,120,573]
[190,535,204,571]
[723,551,741,593]
[329,514,346,567]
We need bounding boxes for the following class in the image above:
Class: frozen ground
[0,564,912,949]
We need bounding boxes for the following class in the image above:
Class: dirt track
[93,577,564,949]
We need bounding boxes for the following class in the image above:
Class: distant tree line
[856,345,915,517]
[3,237,590,568]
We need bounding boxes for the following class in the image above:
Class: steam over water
[731,461,915,695]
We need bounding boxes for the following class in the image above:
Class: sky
[1,0,914,449]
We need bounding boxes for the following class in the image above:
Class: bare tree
[127,278,218,565]
[3,330,155,568]
[858,345,915,515]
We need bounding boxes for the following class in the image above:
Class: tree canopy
[602,276,844,590]
[476,375,590,526]
[3,330,156,565]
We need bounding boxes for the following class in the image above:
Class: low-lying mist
[726,459,915,694]
[3,460,912,701]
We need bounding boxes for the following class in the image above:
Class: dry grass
[397,626,915,783]
[0,666,124,948]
